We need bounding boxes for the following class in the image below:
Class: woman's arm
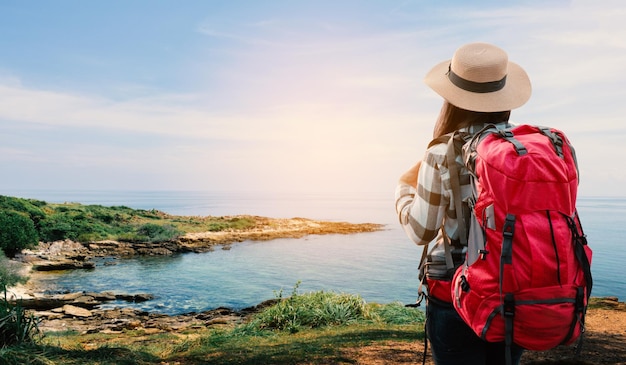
[395,149,447,246]
[398,161,421,188]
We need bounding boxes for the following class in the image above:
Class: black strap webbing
[497,130,527,155]
[503,293,515,365]
[538,127,564,158]
[500,215,516,365]
[501,214,515,265]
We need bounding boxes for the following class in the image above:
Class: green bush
[0,211,39,257]
[0,252,38,347]
[242,283,372,334]
[37,212,112,243]
[0,196,46,228]
[207,217,254,232]
[0,252,26,293]
[133,223,182,243]
[0,294,39,347]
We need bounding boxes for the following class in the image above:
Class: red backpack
[438,124,592,364]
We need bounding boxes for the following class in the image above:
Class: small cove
[10,190,625,315]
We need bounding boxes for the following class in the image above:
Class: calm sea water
[6,190,624,315]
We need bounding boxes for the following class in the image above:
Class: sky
[0,0,625,197]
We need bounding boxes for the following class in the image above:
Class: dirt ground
[343,306,626,365]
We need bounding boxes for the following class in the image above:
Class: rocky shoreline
[6,216,385,334]
[14,215,384,270]
[8,287,279,335]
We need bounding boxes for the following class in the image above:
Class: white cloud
[2,1,626,195]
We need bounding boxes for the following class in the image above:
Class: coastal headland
[7,215,385,333]
[15,215,385,267]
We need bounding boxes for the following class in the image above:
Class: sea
[4,190,624,316]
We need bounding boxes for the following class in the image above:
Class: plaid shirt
[395,122,510,255]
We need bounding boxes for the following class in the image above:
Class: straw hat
[424,42,531,112]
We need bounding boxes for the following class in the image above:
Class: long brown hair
[433,101,511,138]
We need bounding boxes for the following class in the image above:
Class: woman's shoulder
[426,141,449,154]
[424,141,449,166]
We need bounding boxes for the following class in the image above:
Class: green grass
[176,324,423,365]
[0,324,424,365]
[0,290,425,365]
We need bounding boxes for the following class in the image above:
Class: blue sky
[0,0,624,196]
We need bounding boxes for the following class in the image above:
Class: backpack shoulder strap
[537,126,581,182]
[427,134,452,149]
[463,124,503,173]
[445,133,468,246]
[427,131,471,246]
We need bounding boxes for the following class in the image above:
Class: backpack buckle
[460,275,470,292]
[498,130,514,138]
[503,293,515,318]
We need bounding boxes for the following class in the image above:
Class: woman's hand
[399,161,422,188]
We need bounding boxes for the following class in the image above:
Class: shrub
[225,217,254,230]
[0,294,39,347]
[37,213,111,243]
[0,252,38,347]
[242,283,372,334]
[207,217,254,232]
[0,252,26,293]
[0,196,46,227]
[133,223,182,243]
[36,214,74,242]
[0,211,39,257]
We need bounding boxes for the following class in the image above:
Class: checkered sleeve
[395,145,449,246]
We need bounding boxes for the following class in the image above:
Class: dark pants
[426,299,524,365]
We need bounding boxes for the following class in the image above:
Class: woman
[395,42,531,365]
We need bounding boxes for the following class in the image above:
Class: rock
[99,309,123,319]
[63,305,92,318]
[43,240,88,255]
[34,311,65,320]
[136,247,173,255]
[59,292,85,301]
[134,293,154,302]
[16,291,153,311]
[70,295,100,309]
[205,318,233,326]
[121,307,138,316]
[33,298,277,334]
[115,293,154,302]
[87,241,136,256]
[66,254,89,261]
[99,329,123,335]
[32,259,95,271]
[240,298,281,314]
[89,292,117,301]
[196,307,235,320]
[14,296,66,311]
